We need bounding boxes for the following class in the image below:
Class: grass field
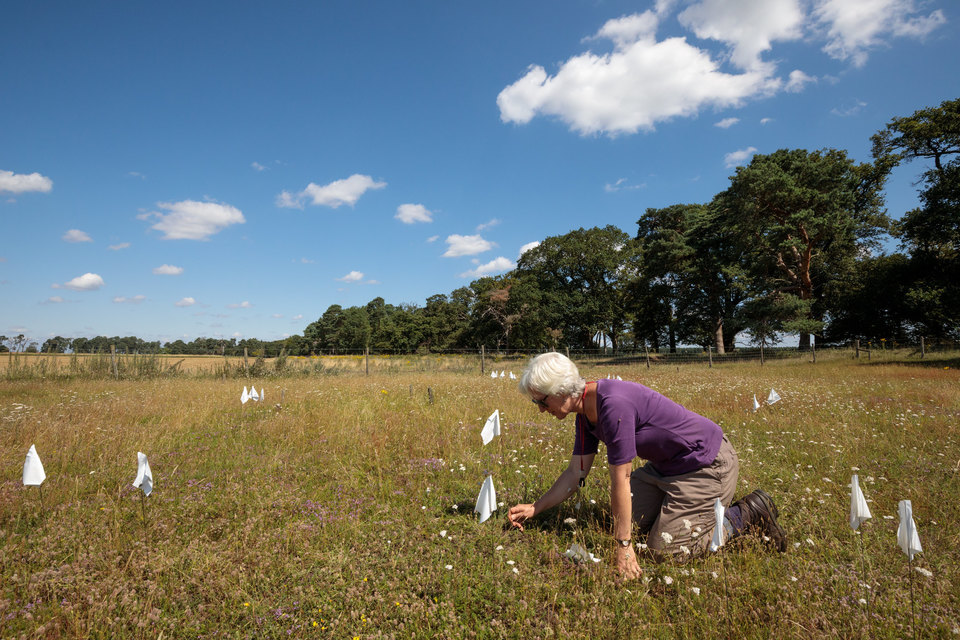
[1,356,958,638]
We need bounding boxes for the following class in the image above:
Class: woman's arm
[507,453,595,530]
[609,461,641,579]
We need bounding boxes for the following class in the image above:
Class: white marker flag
[509,372,516,380]
[475,475,497,524]
[490,371,497,379]
[22,444,46,486]
[850,474,872,531]
[565,542,601,564]
[481,409,501,446]
[133,451,153,497]
[260,388,265,402]
[499,370,505,378]
[752,395,761,412]
[767,388,781,405]
[241,386,250,404]
[897,499,922,560]
[710,498,725,552]
[250,386,260,402]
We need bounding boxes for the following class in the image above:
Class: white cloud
[292,314,304,320]
[0,170,53,194]
[426,235,439,243]
[604,178,645,192]
[725,146,759,168]
[62,229,92,243]
[46,296,65,304]
[395,203,433,224]
[108,242,131,250]
[175,297,196,307]
[152,264,183,275]
[459,257,516,279]
[678,0,805,71]
[715,117,740,129]
[251,162,267,171]
[337,270,364,282]
[272,313,283,319]
[785,69,816,92]
[476,219,500,231]
[113,295,146,304]
[228,301,252,309]
[53,273,105,291]
[831,100,867,117]
[147,200,245,240]
[760,117,773,125]
[518,241,541,258]
[443,234,494,258]
[497,10,782,136]
[814,0,946,67]
[277,174,387,209]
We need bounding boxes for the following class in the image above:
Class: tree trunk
[714,318,725,355]
[798,332,811,351]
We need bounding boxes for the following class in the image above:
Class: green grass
[1,358,958,638]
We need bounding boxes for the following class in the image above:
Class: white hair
[518,352,585,400]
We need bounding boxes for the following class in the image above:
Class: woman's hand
[615,544,642,580]
[507,503,535,531]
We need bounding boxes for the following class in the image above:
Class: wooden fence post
[365,346,369,376]
[920,336,925,360]
[759,342,765,367]
[243,347,249,372]
[111,344,118,379]
[855,339,860,359]
[707,345,713,368]
[480,345,485,375]
[644,344,650,369]
[811,339,817,363]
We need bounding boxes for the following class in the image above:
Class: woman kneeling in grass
[507,352,786,579]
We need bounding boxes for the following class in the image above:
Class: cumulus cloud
[227,301,252,309]
[113,295,146,304]
[725,146,759,168]
[459,257,516,279]
[62,229,92,243]
[497,10,782,136]
[145,200,245,240]
[152,264,183,275]
[337,271,365,282]
[277,174,386,209]
[518,241,541,258]
[175,297,196,307]
[108,242,131,250]
[785,69,816,92]
[814,0,946,67]
[0,170,53,194]
[53,273,105,291]
[443,234,494,258]
[395,203,433,224]
[678,0,804,71]
[715,117,740,129]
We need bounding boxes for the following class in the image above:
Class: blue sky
[2,0,957,346]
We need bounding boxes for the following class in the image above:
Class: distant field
[1,358,957,638]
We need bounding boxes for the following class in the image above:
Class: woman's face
[530,390,578,420]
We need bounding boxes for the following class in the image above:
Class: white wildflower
[660,531,674,545]
[439,530,447,538]
[915,567,933,578]
[682,519,692,531]
[662,576,673,585]
[445,565,453,570]
[690,587,701,596]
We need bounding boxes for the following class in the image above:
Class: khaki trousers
[630,435,739,560]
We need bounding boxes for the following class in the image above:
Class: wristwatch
[615,538,631,548]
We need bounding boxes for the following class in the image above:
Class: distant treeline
[4,99,957,357]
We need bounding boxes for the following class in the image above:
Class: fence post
[920,336,925,360]
[243,347,249,372]
[811,339,817,364]
[644,344,650,369]
[480,345,485,375]
[708,345,713,368]
[365,346,369,375]
[111,344,118,379]
[855,339,860,359]
[759,342,765,367]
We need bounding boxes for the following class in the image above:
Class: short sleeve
[572,413,599,456]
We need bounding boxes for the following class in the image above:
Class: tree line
[5,99,956,357]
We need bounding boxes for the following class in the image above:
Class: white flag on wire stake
[133,452,153,497]
[897,500,922,560]
[752,395,761,412]
[250,386,260,402]
[260,388,265,402]
[850,474,872,530]
[481,409,501,446]
[565,542,601,564]
[490,371,497,379]
[475,475,497,524]
[22,444,46,487]
[710,498,725,552]
[241,386,250,404]
[767,388,781,405]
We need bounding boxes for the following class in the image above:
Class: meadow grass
[0,357,958,638]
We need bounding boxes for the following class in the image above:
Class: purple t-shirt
[572,379,723,476]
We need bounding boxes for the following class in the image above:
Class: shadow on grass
[862,356,960,369]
